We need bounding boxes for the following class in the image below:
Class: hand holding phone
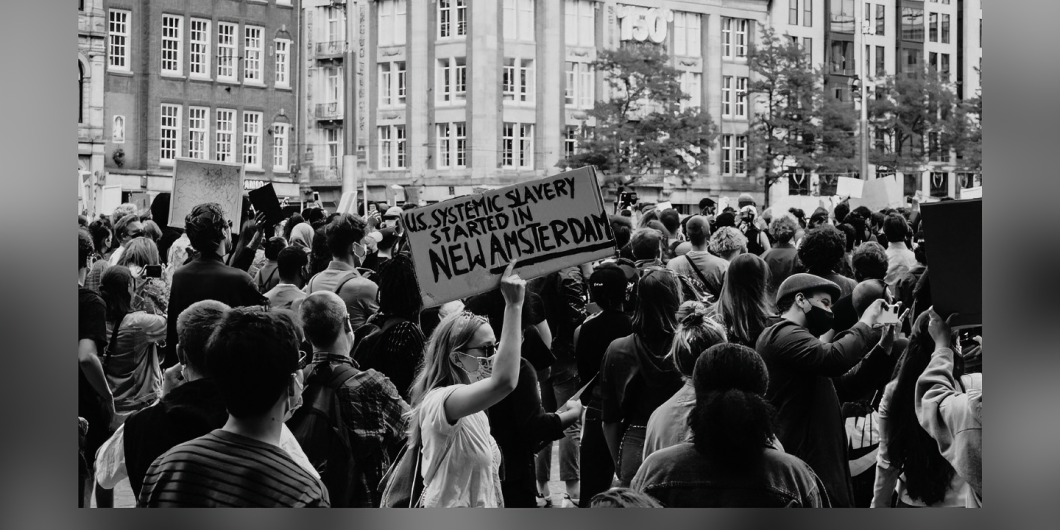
[144,264,163,278]
[876,302,902,325]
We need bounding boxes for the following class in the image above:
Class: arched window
[78,61,84,124]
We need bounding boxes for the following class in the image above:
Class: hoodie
[600,334,684,426]
[122,379,228,498]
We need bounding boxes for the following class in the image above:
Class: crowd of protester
[77,192,981,508]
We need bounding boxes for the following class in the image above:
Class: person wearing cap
[573,264,635,507]
[738,205,771,256]
[737,193,756,210]
[264,247,310,312]
[381,206,408,255]
[755,273,892,507]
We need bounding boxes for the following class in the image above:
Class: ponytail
[690,388,777,461]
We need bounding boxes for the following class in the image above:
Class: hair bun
[677,300,710,327]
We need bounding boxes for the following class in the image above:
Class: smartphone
[144,264,163,278]
[876,303,901,325]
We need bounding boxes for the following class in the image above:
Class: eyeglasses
[297,350,308,370]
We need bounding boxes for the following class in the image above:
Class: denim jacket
[631,443,831,508]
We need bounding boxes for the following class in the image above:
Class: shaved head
[298,291,348,347]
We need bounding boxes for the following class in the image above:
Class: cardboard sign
[168,158,245,229]
[101,185,123,216]
[655,201,673,212]
[336,191,358,215]
[848,175,902,212]
[248,183,285,226]
[836,177,865,199]
[920,198,981,329]
[402,167,616,308]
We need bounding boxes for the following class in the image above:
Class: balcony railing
[315,102,344,120]
[315,40,345,58]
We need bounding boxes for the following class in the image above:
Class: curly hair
[797,225,847,275]
[78,229,94,269]
[851,241,888,281]
[708,226,747,255]
[184,203,228,253]
[768,216,798,244]
[377,254,422,320]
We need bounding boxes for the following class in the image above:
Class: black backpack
[287,362,371,507]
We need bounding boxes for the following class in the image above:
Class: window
[803,37,813,63]
[876,45,885,76]
[78,62,84,124]
[830,0,854,33]
[439,0,468,39]
[188,107,208,160]
[326,6,344,42]
[565,0,595,47]
[902,8,924,41]
[735,77,748,118]
[244,26,263,83]
[789,0,798,25]
[437,57,467,104]
[929,51,937,71]
[722,76,732,117]
[218,23,237,81]
[830,41,853,74]
[876,4,886,35]
[505,59,535,104]
[941,14,950,44]
[273,124,288,171]
[379,126,406,169]
[735,19,749,58]
[929,12,938,42]
[564,127,577,159]
[379,61,407,107]
[902,48,922,78]
[326,66,342,104]
[216,109,234,162]
[674,12,701,57]
[327,128,342,169]
[112,115,125,143]
[680,71,701,110]
[941,53,950,78]
[275,39,290,87]
[804,0,812,27]
[504,0,534,41]
[160,104,181,165]
[108,10,130,71]
[378,0,407,46]
[735,136,747,174]
[564,62,593,109]
[722,18,732,58]
[502,123,533,169]
[437,122,467,169]
[721,135,732,174]
[190,19,210,78]
[161,15,182,75]
[242,111,262,169]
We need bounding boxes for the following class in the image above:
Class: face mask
[283,372,305,422]
[802,298,834,337]
[455,352,494,383]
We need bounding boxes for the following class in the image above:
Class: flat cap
[776,273,841,304]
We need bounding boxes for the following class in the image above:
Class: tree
[955,68,983,173]
[867,70,965,175]
[561,42,717,179]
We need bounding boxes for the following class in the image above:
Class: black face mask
[802,298,834,337]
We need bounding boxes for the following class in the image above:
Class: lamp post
[857,13,875,180]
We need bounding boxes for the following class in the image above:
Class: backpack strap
[685,254,712,288]
[334,271,362,295]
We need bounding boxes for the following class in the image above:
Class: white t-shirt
[418,385,503,508]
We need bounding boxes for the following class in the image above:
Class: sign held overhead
[402,167,616,307]
[168,158,245,229]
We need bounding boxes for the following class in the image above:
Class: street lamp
[857,15,876,181]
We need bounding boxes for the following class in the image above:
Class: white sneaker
[562,494,579,508]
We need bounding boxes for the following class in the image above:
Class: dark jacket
[600,334,684,426]
[755,317,875,508]
[122,379,228,498]
[575,310,633,409]
[164,252,265,367]
[631,443,831,508]
[534,267,586,361]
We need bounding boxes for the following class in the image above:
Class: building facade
[299,0,774,213]
[79,0,108,217]
[101,0,301,211]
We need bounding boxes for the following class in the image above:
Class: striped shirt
[138,429,330,508]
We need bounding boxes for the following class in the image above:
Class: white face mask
[283,371,305,422]
[455,352,495,383]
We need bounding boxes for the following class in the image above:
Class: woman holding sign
[403,260,525,507]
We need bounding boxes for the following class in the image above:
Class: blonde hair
[405,311,489,444]
[668,301,728,378]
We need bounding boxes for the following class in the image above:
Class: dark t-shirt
[78,287,108,427]
[829,294,859,335]
[600,335,684,426]
[575,310,633,408]
[761,245,799,293]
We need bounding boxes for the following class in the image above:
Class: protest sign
[336,191,357,215]
[655,201,673,212]
[101,185,122,216]
[168,158,244,229]
[401,167,616,307]
[836,176,864,199]
[248,183,284,226]
[921,198,981,329]
[848,175,902,211]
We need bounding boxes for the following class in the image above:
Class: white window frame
[326,6,345,42]
[436,57,467,104]
[242,111,263,169]
[565,62,593,109]
[502,123,534,170]
[326,66,343,105]
[161,15,183,76]
[736,76,748,118]
[272,123,289,172]
[188,106,209,160]
[379,61,406,107]
[327,128,342,170]
[379,126,407,170]
[503,58,536,105]
[721,134,732,175]
[565,0,595,47]
[722,18,733,59]
[438,0,468,39]
[437,123,451,169]
[379,126,392,169]
[504,0,535,42]
[502,123,514,168]
[380,64,392,107]
[681,71,702,110]
[160,104,181,166]
[275,39,290,88]
[217,23,237,82]
[564,127,577,159]
[722,76,732,117]
[189,18,211,79]
[454,122,466,168]
[396,125,407,168]
[378,0,408,47]
[736,19,749,58]
[735,135,747,175]
[674,12,701,58]
[437,122,468,169]
[108,9,131,72]
[243,26,264,84]
[216,109,235,162]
